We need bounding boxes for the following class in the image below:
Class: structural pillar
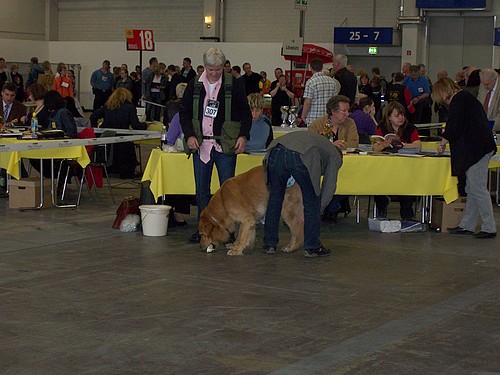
[399,1,425,66]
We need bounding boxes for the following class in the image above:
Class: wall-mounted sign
[125,29,155,51]
[416,0,486,9]
[282,37,304,57]
[334,27,393,45]
[368,46,379,55]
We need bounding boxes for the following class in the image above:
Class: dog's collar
[209,214,231,235]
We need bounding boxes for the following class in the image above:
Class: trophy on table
[280,106,289,127]
[288,106,298,128]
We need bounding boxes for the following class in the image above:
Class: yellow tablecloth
[0,139,90,180]
[142,149,459,203]
[491,154,500,169]
[421,142,500,169]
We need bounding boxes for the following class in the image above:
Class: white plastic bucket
[139,205,171,237]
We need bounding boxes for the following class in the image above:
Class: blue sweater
[246,114,273,151]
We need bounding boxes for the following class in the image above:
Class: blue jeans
[264,145,321,250]
[193,147,236,219]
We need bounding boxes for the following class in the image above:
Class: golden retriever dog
[199,166,304,255]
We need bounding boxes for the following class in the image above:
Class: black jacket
[180,68,196,84]
[90,101,146,130]
[444,90,497,176]
[180,74,252,142]
[168,73,183,101]
[48,108,77,138]
[335,68,358,105]
[386,83,407,109]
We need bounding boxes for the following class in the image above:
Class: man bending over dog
[263,131,343,258]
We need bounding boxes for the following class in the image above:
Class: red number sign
[125,29,155,51]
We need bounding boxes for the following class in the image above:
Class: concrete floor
[0,176,499,375]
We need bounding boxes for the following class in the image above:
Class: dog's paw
[281,245,298,253]
[225,242,235,250]
[227,248,244,256]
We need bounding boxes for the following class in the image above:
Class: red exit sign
[125,29,155,51]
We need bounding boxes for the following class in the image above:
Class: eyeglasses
[336,108,350,114]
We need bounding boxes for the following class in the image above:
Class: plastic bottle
[31,112,38,135]
[160,125,167,149]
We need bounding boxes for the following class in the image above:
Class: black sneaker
[263,245,276,254]
[304,245,331,258]
[447,226,474,235]
[188,231,201,243]
[473,231,497,239]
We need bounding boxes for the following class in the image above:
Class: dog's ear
[200,205,231,244]
[208,195,228,226]
[199,211,213,233]
[201,207,221,228]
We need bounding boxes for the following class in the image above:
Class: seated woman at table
[26,83,49,129]
[349,97,377,144]
[164,83,190,226]
[309,95,359,222]
[45,90,77,137]
[373,101,421,221]
[164,83,187,138]
[165,83,187,147]
[29,90,78,179]
[246,93,273,151]
[3,84,43,181]
[372,101,421,152]
[25,84,50,178]
[90,87,147,179]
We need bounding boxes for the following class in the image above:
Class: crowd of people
[0,50,497,244]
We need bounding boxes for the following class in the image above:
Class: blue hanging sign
[334,27,393,45]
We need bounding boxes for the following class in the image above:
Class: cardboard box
[431,197,466,232]
[9,178,52,209]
